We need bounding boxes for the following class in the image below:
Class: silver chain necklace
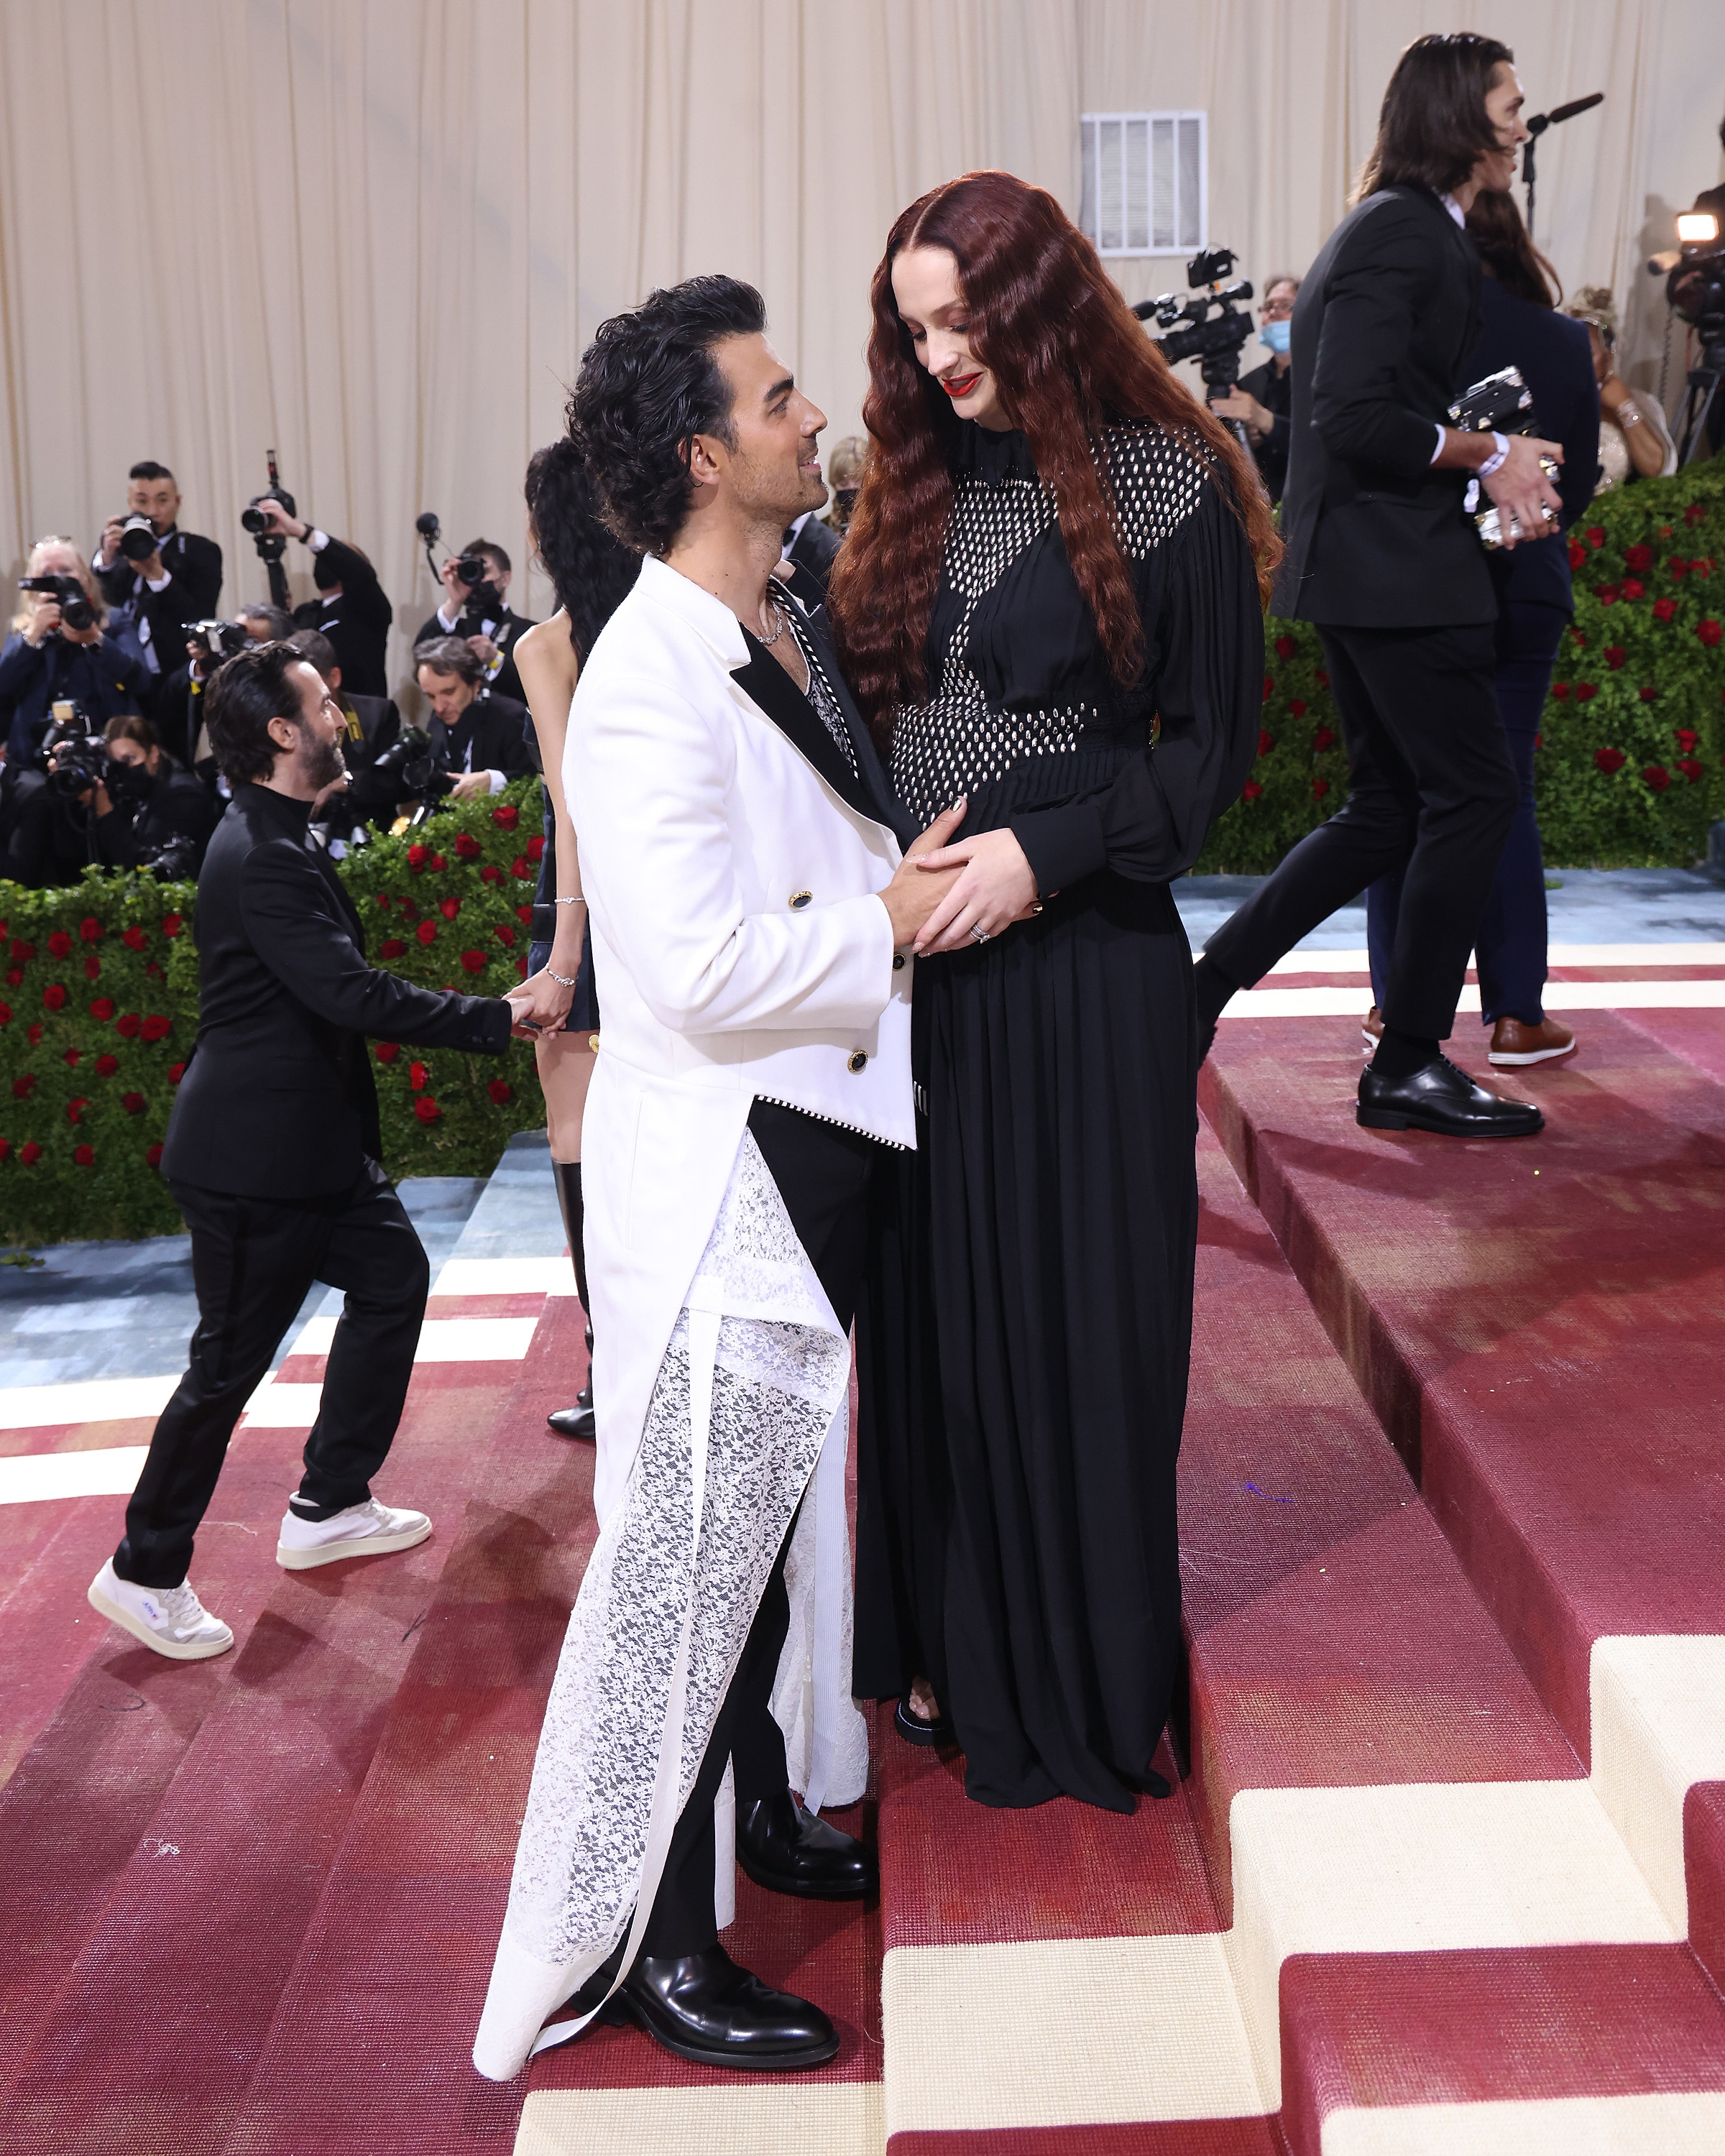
[757,595,788,648]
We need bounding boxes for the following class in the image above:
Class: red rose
[480,863,502,884]
[1568,540,1586,570]
[459,949,486,974]
[122,1092,145,1115]
[146,1143,163,1169]
[1685,502,1706,527]
[1643,764,1671,791]
[47,931,72,957]
[374,893,391,908]
[1596,585,1619,607]
[380,939,407,959]
[1625,543,1652,571]
[144,962,162,978]
[413,1095,441,1123]
[168,1061,185,1084]
[1550,683,1570,701]
[1315,668,1330,688]
[1652,598,1677,623]
[1604,647,1626,670]
[518,957,529,979]
[416,921,437,944]
[1695,558,1716,579]
[122,924,147,951]
[66,1097,88,1124]
[63,1049,80,1067]
[1639,686,1657,702]
[73,1144,94,1166]
[117,1013,142,1038]
[1594,746,1626,774]
[96,1054,118,1076]
[375,1041,400,1064]
[1242,780,1264,801]
[9,939,32,962]
[1262,674,1274,702]
[79,917,103,943]
[42,983,67,1010]
[512,856,533,880]
[1670,557,1690,578]
[1570,629,1587,647]
[6,969,21,988]
[1573,683,1598,702]
[12,1074,36,1098]
[1622,580,1644,602]
[1678,757,1705,783]
[1312,777,1330,801]
[0,1140,9,1161]
[455,832,482,860]
[409,1060,428,1091]
[408,844,430,872]
[439,896,461,921]
[516,906,534,925]
[1258,729,1275,756]
[527,834,546,862]
[83,954,100,980]
[0,1002,9,1027]
[27,1023,42,1046]
[493,923,516,947]
[1273,635,1294,659]
[487,1078,513,1104]
[1289,698,1308,719]
[1535,734,1542,748]
[1676,729,1700,750]
[492,803,520,829]
[161,913,182,938]
[20,1141,41,1165]
[1698,619,1723,648]
[1586,526,1605,548]
[1312,726,1336,752]
[141,1015,170,1042]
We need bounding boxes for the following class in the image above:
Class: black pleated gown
[854,419,1263,1812]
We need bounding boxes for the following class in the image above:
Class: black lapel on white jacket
[731,632,884,829]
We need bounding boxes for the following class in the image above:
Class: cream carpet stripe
[1224,978,1725,1020]
[1322,2089,1725,2153]
[0,1445,150,1504]
[513,2082,883,2156]
[0,1373,178,1430]
[1260,943,1725,975]
[1591,1635,1725,1935]
[285,1314,540,1361]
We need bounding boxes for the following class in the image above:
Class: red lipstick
[942,372,983,398]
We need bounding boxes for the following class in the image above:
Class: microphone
[1526,91,1604,137]
[415,512,441,540]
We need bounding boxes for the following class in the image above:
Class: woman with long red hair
[833,170,1276,1812]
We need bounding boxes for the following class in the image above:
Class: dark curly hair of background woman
[523,436,643,661]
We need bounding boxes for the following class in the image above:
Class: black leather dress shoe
[1358,1056,1544,1138]
[618,1945,838,2070]
[547,1380,595,1442]
[737,1787,875,1900]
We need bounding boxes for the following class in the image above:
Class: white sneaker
[87,1559,234,1661]
[275,1496,433,1571]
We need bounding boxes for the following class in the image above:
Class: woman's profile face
[1586,323,1612,384]
[891,246,1011,432]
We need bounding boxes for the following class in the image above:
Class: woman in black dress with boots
[831,172,1275,1812]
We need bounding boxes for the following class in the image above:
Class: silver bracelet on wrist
[552,894,586,906]
[546,968,579,987]
[1616,403,1642,429]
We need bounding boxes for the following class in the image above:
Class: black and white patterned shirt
[783,607,857,775]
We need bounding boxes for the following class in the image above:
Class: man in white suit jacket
[475,277,961,2081]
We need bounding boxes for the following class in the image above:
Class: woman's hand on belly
[913,826,1039,954]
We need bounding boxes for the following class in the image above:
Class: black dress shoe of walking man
[1358,1055,1544,1138]
[737,1787,876,1900]
[620,1945,839,2070]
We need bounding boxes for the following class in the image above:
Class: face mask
[1261,318,1291,355]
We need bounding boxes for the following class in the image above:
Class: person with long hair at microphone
[829,169,1275,1812]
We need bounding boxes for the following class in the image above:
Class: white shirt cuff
[144,571,171,591]
[307,528,330,552]
[486,769,506,796]
[1431,423,1445,464]
[437,604,460,632]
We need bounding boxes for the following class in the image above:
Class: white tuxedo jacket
[566,554,914,1517]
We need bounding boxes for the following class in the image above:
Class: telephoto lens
[454,553,490,587]
[119,514,158,562]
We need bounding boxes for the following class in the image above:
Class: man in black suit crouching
[1197,32,1563,1138]
[88,644,534,1662]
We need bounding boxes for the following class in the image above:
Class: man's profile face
[127,474,181,534]
[1475,64,1530,194]
[418,665,477,724]
[282,659,348,789]
[702,334,829,526]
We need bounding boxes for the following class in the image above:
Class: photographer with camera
[228,499,395,699]
[86,642,540,1662]
[286,625,403,843]
[1210,275,1301,503]
[412,635,533,801]
[91,462,224,681]
[86,713,221,877]
[1198,32,1562,1140]
[152,605,297,775]
[415,538,535,704]
[1,538,149,771]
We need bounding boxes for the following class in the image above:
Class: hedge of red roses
[1,781,550,1246]
[1197,461,1725,875]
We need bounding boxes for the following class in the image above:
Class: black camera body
[188,618,253,668]
[18,573,96,634]
[137,832,198,881]
[38,701,110,798]
[240,485,298,535]
[369,726,456,806]
[453,553,490,588]
[1136,247,1256,397]
[118,513,159,563]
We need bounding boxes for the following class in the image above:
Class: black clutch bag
[1448,365,1559,548]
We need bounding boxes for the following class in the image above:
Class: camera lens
[240,501,267,533]
[119,517,157,562]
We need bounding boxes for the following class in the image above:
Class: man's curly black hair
[523,438,640,661]
[567,275,767,558]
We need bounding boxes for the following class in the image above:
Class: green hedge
[1197,459,1725,874]
[1,781,548,1247]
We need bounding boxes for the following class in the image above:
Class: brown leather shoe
[1489,1015,1577,1067]
[1361,1005,1384,1054]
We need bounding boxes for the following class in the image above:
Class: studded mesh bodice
[891,420,1210,830]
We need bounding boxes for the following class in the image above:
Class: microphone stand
[1522,93,1604,242]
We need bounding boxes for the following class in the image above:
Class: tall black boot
[548,1158,595,1442]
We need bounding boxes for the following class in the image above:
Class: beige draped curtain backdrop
[1,0,1719,691]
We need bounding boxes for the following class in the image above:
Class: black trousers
[114,1161,430,1590]
[642,1098,876,1958]
[1205,619,1517,1041]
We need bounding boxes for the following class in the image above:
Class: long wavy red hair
[827,170,1280,729]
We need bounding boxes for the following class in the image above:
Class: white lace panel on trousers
[479,1131,854,2076]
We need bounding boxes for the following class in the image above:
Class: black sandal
[893,1694,954,1748]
